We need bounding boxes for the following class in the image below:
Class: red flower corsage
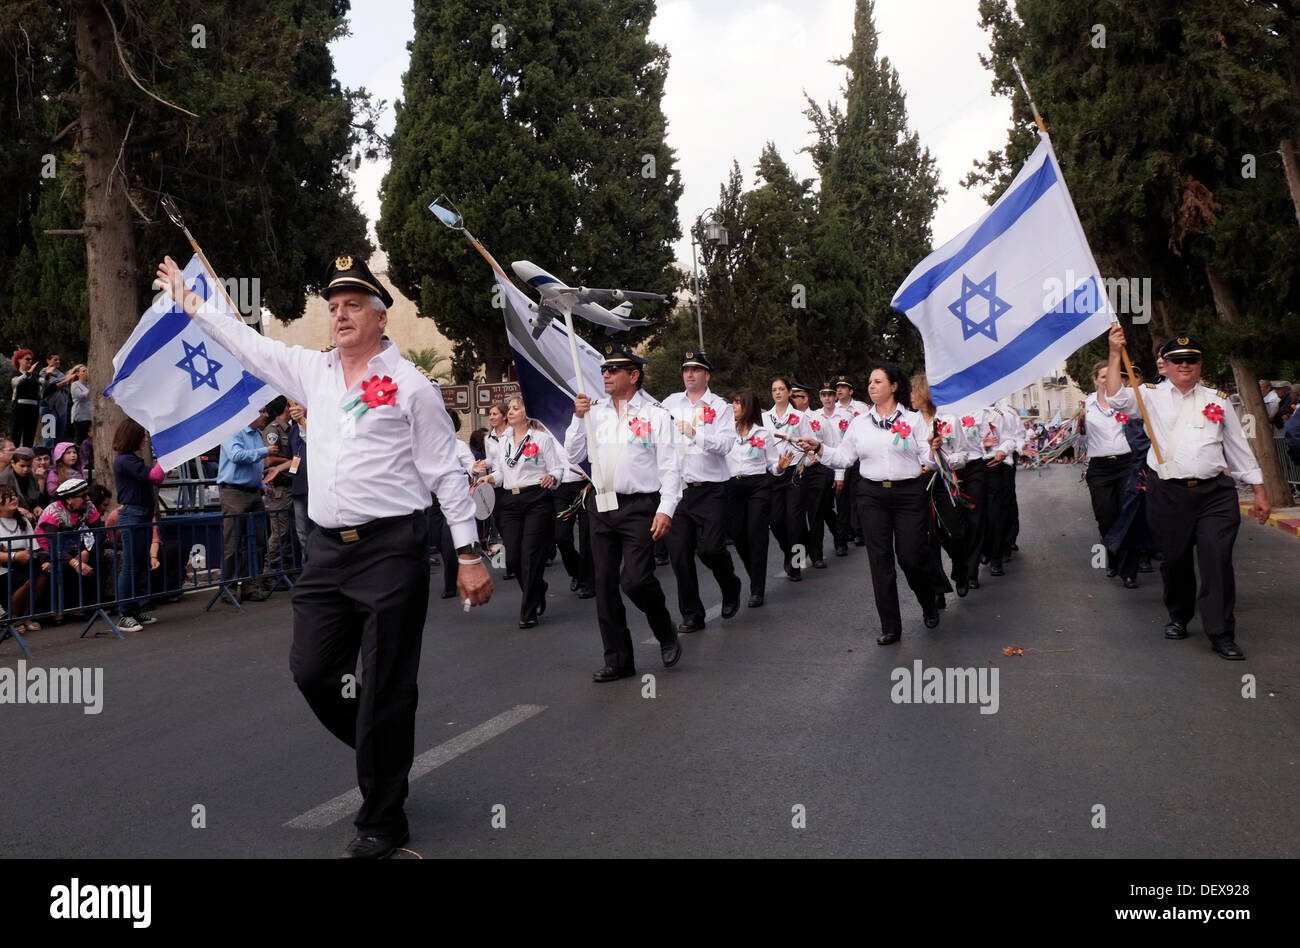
[521,441,540,461]
[936,421,953,438]
[629,417,652,446]
[838,418,849,431]
[699,404,716,424]
[1202,403,1225,424]
[787,413,800,424]
[746,434,764,458]
[810,420,821,432]
[343,374,398,420]
[890,419,912,444]
[960,415,975,428]
[1114,412,1129,425]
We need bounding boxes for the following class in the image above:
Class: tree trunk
[1204,264,1291,507]
[75,0,137,497]
[1282,138,1300,232]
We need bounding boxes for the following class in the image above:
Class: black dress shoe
[980,554,989,565]
[747,594,764,608]
[592,665,636,682]
[923,607,940,629]
[935,594,946,610]
[677,618,705,634]
[989,562,1004,576]
[1105,566,1118,578]
[570,577,579,591]
[440,589,457,599]
[812,558,827,569]
[576,586,596,599]
[342,829,409,860]
[834,545,848,557]
[721,593,740,619]
[854,536,866,547]
[519,618,538,629]
[661,637,682,667]
[503,571,515,581]
[1211,639,1245,660]
[877,631,901,645]
[537,585,547,615]
[1010,543,1019,552]
[787,569,802,582]
[967,577,980,589]
[1137,556,1155,573]
[1163,622,1188,640]
[654,554,669,567]
[1122,576,1139,589]
[956,582,969,597]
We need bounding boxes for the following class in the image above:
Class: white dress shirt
[1108,382,1262,483]
[809,406,847,481]
[1263,389,1280,420]
[1083,392,1132,458]
[726,424,788,477]
[564,388,682,517]
[821,404,933,481]
[487,426,565,490]
[961,406,1016,463]
[763,404,812,455]
[922,413,968,470]
[483,425,508,474]
[661,388,735,484]
[837,398,870,417]
[192,299,478,545]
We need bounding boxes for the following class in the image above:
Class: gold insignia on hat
[1177,336,1189,345]
[335,255,353,271]
[605,345,614,355]
[686,351,695,359]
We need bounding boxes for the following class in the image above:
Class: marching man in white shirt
[156,253,492,859]
[1104,326,1269,660]
[661,351,743,633]
[566,344,684,682]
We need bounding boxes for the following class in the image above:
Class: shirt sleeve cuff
[448,519,478,548]
[656,498,678,519]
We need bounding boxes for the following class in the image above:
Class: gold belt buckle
[340,528,360,543]
[511,488,521,495]
[882,480,893,488]
[1186,479,1198,487]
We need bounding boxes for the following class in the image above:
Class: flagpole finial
[1011,58,1048,134]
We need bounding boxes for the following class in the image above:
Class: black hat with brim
[600,343,647,368]
[681,350,713,371]
[323,254,394,308]
[1159,334,1202,360]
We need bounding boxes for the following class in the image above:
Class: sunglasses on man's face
[1167,356,1201,366]
[600,364,628,375]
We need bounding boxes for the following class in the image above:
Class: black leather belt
[506,484,546,495]
[731,473,766,480]
[685,480,723,489]
[219,482,261,494]
[863,475,920,488]
[317,511,420,544]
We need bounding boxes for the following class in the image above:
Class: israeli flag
[892,133,1113,415]
[494,270,607,444]
[104,254,275,469]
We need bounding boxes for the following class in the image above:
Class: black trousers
[553,481,593,590]
[426,497,458,596]
[838,466,863,544]
[1006,461,1020,548]
[769,469,806,574]
[1144,471,1241,642]
[586,491,674,669]
[856,477,937,639]
[1086,454,1138,579]
[289,511,429,836]
[982,462,1012,563]
[726,474,771,596]
[668,481,740,623]
[960,463,989,580]
[925,472,965,592]
[799,462,835,560]
[12,404,39,448]
[498,485,554,622]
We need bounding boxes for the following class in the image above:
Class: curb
[1240,503,1300,538]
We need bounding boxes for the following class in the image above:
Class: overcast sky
[332,0,1013,270]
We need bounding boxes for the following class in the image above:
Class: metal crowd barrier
[1274,432,1300,491]
[0,507,305,658]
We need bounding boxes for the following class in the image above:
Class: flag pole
[159,195,256,330]
[1009,63,1163,465]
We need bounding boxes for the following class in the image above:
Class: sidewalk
[1240,502,1300,538]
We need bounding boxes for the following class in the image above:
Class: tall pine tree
[380,0,682,382]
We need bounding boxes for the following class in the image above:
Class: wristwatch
[455,542,483,559]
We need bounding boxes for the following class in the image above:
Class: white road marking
[284,703,546,829]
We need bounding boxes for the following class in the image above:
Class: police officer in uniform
[661,351,742,632]
[566,345,683,681]
[261,395,295,585]
[1104,326,1269,659]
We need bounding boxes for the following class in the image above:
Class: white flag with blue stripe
[892,133,1113,415]
[104,255,276,469]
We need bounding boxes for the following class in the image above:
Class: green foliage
[380,0,682,382]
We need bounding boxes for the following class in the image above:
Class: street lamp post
[689,207,728,350]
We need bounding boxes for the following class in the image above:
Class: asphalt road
[2,463,1296,858]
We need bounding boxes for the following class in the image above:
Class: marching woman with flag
[726,389,795,608]
[911,375,968,605]
[475,396,564,628]
[800,365,941,645]
[1082,360,1139,587]
[764,377,812,582]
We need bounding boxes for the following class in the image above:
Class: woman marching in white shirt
[475,396,565,628]
[764,377,812,582]
[801,364,942,645]
[1082,360,1138,587]
[726,388,795,608]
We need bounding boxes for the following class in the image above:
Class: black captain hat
[601,343,647,369]
[1158,335,1202,360]
[681,350,713,371]
[832,374,854,390]
[323,254,394,308]
[819,381,836,394]
[789,381,815,396]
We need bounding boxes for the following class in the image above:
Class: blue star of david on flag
[176,339,222,391]
[948,273,1012,342]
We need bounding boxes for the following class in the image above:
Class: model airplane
[510,260,665,339]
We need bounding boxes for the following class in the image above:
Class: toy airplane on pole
[510,260,665,339]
